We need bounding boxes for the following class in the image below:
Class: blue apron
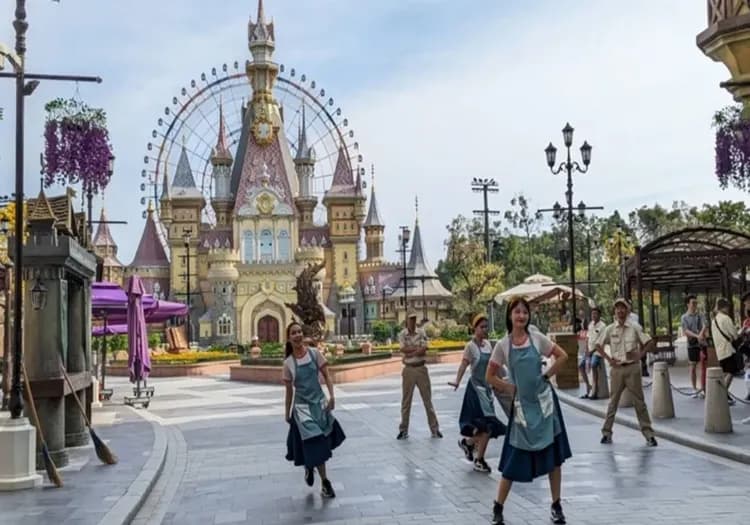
[508,342,560,451]
[469,344,496,418]
[293,349,334,441]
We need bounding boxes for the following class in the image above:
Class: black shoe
[459,438,474,461]
[304,467,314,487]
[589,395,599,400]
[473,458,491,473]
[646,437,658,447]
[432,429,443,439]
[745,393,750,402]
[551,499,566,524]
[321,478,336,498]
[580,393,589,399]
[492,501,504,525]
[600,435,612,444]
[396,430,409,440]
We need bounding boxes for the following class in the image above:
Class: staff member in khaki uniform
[595,298,658,447]
[396,312,442,439]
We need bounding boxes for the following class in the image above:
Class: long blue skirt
[458,381,506,439]
[498,388,572,482]
[286,417,346,469]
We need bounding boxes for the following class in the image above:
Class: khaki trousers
[399,364,439,433]
[602,362,654,439]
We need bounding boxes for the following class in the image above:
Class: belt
[404,361,426,367]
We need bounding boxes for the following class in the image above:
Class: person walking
[681,294,708,398]
[711,297,741,406]
[283,322,345,498]
[595,298,657,447]
[450,313,506,473]
[486,297,572,525]
[396,311,442,439]
[586,306,607,399]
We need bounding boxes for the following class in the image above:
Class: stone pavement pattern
[123,364,750,525]
[0,404,156,524]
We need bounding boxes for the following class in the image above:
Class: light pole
[183,229,192,344]
[472,178,500,333]
[544,123,592,332]
[398,225,411,317]
[85,155,115,239]
[1,0,102,420]
[0,215,9,411]
[419,275,428,324]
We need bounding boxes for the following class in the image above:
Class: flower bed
[241,352,393,367]
[372,339,465,352]
[112,351,239,366]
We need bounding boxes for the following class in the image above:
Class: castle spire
[212,99,233,165]
[295,102,312,161]
[363,165,383,228]
[248,0,275,48]
[160,162,170,201]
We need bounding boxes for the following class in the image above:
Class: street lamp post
[183,229,192,345]
[419,275,428,323]
[1,0,103,420]
[472,178,500,334]
[544,123,592,332]
[398,226,410,317]
[0,216,9,411]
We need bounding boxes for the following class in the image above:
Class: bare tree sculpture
[285,261,326,342]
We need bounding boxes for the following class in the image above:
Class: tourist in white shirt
[585,307,607,399]
[711,298,741,406]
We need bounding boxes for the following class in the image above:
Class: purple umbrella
[126,275,151,384]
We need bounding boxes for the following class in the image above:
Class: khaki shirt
[399,327,428,365]
[596,321,650,363]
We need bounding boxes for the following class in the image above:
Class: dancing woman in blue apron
[450,314,506,473]
[283,322,346,498]
[486,297,572,525]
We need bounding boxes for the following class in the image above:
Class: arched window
[242,231,255,263]
[260,229,273,262]
[218,314,233,336]
[278,230,291,262]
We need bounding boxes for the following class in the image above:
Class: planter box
[108,360,240,378]
[231,357,404,384]
[425,350,464,364]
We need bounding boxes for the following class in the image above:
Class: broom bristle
[41,444,63,488]
[89,428,118,465]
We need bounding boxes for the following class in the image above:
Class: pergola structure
[624,227,750,345]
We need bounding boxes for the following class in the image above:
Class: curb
[556,389,750,465]
[99,420,169,525]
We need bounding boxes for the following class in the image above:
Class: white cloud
[0,0,737,272]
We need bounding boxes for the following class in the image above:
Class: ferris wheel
[140,60,364,236]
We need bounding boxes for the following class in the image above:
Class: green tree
[440,215,505,324]
[504,193,543,275]
[690,201,750,232]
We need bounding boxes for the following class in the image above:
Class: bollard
[704,367,732,434]
[594,361,610,399]
[651,362,674,418]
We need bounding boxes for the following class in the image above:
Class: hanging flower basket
[712,104,750,191]
[42,97,114,194]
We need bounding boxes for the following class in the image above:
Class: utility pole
[472,178,499,333]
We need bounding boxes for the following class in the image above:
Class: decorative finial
[371,164,375,190]
[415,195,419,224]
[147,199,154,214]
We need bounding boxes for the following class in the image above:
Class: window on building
[218,314,233,336]
[242,231,254,263]
[260,229,273,262]
[278,230,290,262]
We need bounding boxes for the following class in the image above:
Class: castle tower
[127,201,171,299]
[399,196,451,323]
[92,207,124,284]
[211,101,234,228]
[323,145,366,288]
[166,144,205,301]
[159,163,172,230]
[363,165,385,263]
[294,103,317,228]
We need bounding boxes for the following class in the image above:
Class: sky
[0,0,738,270]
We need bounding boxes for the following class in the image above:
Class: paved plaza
[2,364,749,524]
[128,364,748,525]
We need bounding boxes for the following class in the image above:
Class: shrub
[371,320,396,342]
[148,351,239,365]
[148,333,163,350]
[261,342,284,357]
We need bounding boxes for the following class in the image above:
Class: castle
[94,1,452,345]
